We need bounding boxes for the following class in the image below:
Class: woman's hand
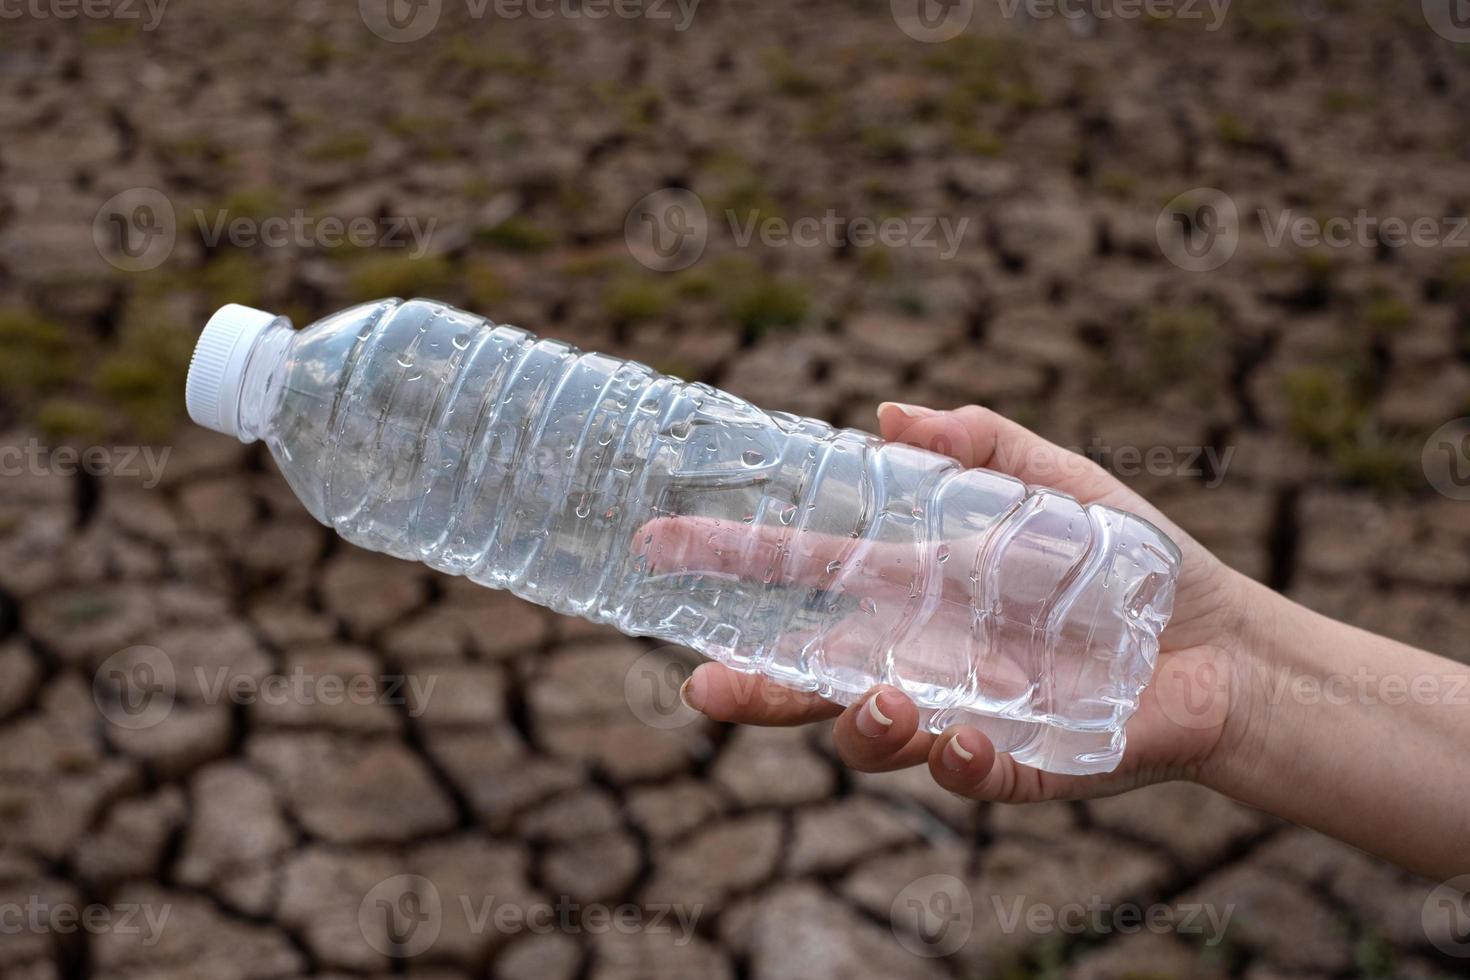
[678,401,1258,804]
[678,402,1470,876]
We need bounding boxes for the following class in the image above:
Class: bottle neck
[235,321,294,444]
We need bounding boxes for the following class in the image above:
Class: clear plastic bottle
[185,297,1180,774]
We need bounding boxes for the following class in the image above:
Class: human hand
[677,402,1257,804]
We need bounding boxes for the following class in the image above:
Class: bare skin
[677,403,1470,878]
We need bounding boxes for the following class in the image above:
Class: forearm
[1202,576,1470,877]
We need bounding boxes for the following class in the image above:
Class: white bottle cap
[186,303,279,442]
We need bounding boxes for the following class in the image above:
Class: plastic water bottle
[185,297,1180,775]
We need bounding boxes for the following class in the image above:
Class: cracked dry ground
[3,0,1470,978]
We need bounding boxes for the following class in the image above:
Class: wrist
[1183,570,1470,875]
[1189,571,1302,799]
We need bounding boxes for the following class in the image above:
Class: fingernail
[942,733,976,772]
[856,691,895,737]
[878,402,935,420]
[680,667,707,713]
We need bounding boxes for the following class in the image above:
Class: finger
[638,515,846,588]
[636,514,917,594]
[831,686,935,772]
[680,662,842,726]
[925,725,1014,799]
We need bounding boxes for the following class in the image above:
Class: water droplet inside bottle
[859,597,878,616]
[741,449,766,466]
[826,560,843,574]
[451,334,471,350]
[742,514,755,524]
[777,504,796,525]
[936,544,951,563]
